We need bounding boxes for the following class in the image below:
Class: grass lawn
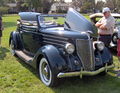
[0,14,120,93]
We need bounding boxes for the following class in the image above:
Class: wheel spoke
[41,62,50,82]
[39,58,54,86]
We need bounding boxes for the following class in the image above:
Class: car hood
[64,8,95,34]
[43,27,89,40]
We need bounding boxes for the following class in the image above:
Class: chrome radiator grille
[76,39,95,71]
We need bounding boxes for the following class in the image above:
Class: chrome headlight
[65,43,75,54]
[94,41,105,51]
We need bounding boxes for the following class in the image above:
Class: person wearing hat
[95,7,115,47]
[0,15,3,47]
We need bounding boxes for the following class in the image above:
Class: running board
[15,50,33,63]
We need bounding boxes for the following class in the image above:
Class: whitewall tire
[10,40,15,56]
[39,58,58,87]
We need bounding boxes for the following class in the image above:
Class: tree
[16,0,29,12]
[0,0,6,6]
[72,0,83,10]
[81,0,95,13]
[42,0,54,13]
[72,0,95,13]
[95,1,105,12]
[25,0,54,13]
[0,0,10,14]
[105,0,120,12]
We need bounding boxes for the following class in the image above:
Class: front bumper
[57,64,114,78]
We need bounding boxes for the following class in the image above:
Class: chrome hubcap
[41,61,50,82]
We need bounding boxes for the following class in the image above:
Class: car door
[20,25,42,55]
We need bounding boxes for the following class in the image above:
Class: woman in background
[117,27,120,62]
[0,15,3,47]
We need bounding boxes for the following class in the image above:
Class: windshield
[38,15,65,28]
[64,8,95,34]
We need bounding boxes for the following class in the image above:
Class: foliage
[95,1,105,12]
[57,8,67,13]
[16,1,29,12]
[26,0,54,13]
[0,0,5,6]
[0,0,54,13]
[0,7,9,15]
[72,0,95,13]
[80,2,93,13]
[1,0,120,14]
[0,0,16,6]
[105,0,120,13]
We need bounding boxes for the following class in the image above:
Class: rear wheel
[39,58,58,87]
[112,33,118,44]
[10,40,15,56]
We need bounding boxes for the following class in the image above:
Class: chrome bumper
[57,64,114,78]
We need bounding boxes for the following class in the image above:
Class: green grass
[0,14,120,93]
[45,17,65,24]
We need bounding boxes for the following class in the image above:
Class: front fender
[33,45,67,74]
[101,47,113,64]
[95,47,113,66]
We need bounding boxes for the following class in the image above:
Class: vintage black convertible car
[9,8,114,87]
[90,13,120,48]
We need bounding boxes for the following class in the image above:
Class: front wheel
[39,58,58,87]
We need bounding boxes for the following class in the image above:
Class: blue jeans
[98,35,112,47]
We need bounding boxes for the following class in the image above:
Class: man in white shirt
[95,7,115,47]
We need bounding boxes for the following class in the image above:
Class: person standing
[117,27,120,62]
[95,7,115,47]
[0,15,3,47]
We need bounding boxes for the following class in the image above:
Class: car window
[38,15,64,28]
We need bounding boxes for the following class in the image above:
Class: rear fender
[9,31,22,49]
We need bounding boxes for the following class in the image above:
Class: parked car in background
[9,8,114,87]
[90,13,120,48]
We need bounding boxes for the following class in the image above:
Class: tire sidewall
[10,39,15,56]
[39,58,56,87]
[112,33,118,44]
